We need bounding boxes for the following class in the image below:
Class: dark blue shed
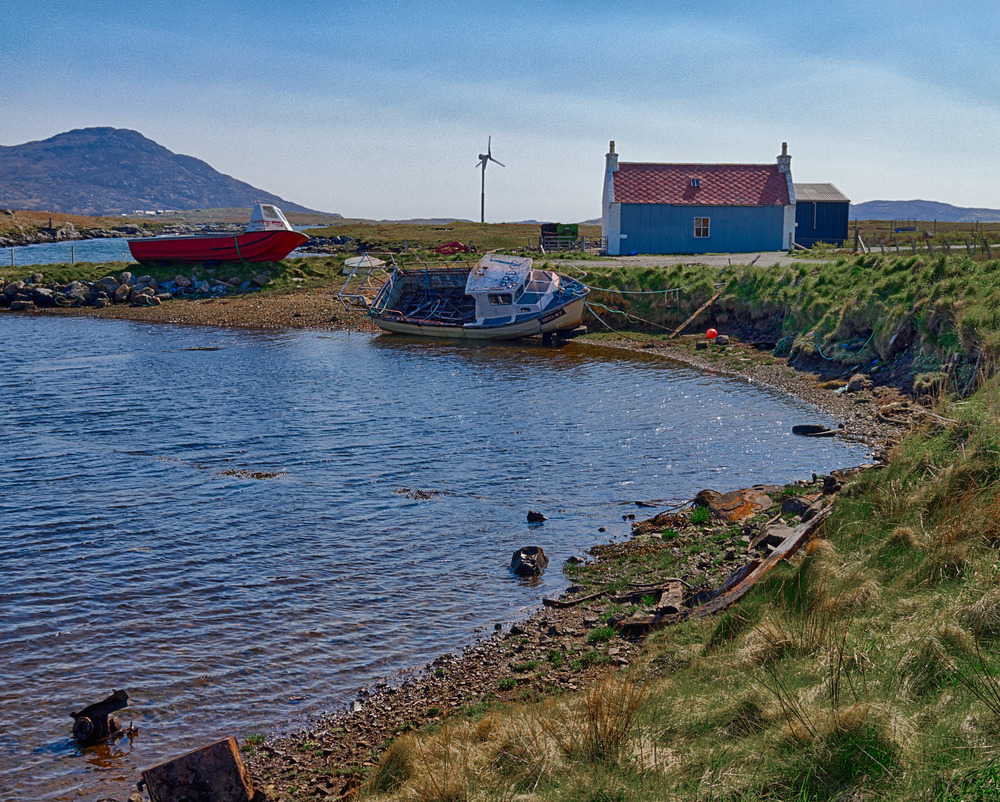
[794,183,850,247]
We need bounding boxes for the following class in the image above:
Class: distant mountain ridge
[851,199,1000,222]
[0,127,333,216]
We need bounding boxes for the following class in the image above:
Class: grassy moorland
[304,220,601,253]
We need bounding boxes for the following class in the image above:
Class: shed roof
[794,183,850,203]
[613,162,790,207]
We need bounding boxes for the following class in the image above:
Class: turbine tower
[477,136,504,224]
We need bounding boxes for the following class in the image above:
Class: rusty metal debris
[70,689,137,746]
[139,736,254,802]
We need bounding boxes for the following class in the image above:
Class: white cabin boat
[365,253,589,340]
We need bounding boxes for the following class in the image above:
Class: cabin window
[488,293,513,306]
[262,205,277,217]
[694,217,710,238]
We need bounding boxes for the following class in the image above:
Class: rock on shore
[0,269,262,312]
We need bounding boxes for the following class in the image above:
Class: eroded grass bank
[352,377,1000,801]
[580,253,1000,394]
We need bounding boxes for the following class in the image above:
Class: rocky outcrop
[0,269,261,312]
[510,546,549,577]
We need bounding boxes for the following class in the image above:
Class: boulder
[3,280,24,297]
[526,510,546,523]
[63,281,90,303]
[113,283,131,303]
[174,274,193,289]
[510,546,549,577]
[93,296,110,309]
[118,271,134,286]
[699,488,775,522]
[32,287,54,307]
[25,272,44,285]
[252,273,271,287]
[94,276,119,294]
[196,281,211,294]
[846,373,873,393]
[781,494,819,518]
[9,300,36,311]
[131,294,161,307]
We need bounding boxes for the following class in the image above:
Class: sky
[3,0,1000,221]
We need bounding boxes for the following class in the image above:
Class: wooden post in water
[9,248,13,268]
[71,245,75,264]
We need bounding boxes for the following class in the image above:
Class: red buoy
[706,328,718,339]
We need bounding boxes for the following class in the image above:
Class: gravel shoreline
[16,292,915,801]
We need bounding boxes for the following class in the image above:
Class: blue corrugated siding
[619,204,785,254]
[795,202,849,247]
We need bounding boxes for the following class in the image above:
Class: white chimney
[777,141,791,174]
[606,139,619,171]
[602,140,621,255]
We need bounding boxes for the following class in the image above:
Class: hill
[0,127,334,216]
[852,198,1000,222]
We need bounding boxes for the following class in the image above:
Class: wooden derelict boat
[127,203,308,266]
[364,253,589,340]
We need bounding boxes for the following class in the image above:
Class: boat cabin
[465,254,562,325]
[247,203,294,232]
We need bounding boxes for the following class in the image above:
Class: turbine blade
[491,157,505,167]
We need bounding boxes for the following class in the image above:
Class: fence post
[911,237,917,254]
[985,238,993,260]
[966,238,973,256]
[927,240,934,256]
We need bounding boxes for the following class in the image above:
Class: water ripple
[0,315,868,800]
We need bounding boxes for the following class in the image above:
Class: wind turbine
[477,136,504,224]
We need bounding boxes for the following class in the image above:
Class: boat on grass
[128,204,308,266]
[361,253,589,340]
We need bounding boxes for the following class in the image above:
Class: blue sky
[3,1,999,220]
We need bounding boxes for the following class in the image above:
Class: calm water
[0,316,869,800]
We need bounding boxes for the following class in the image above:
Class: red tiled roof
[613,162,790,207]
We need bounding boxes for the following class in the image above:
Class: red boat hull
[128,230,308,266]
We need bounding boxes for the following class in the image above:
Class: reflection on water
[0,316,869,799]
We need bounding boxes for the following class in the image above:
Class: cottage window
[694,217,710,238]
